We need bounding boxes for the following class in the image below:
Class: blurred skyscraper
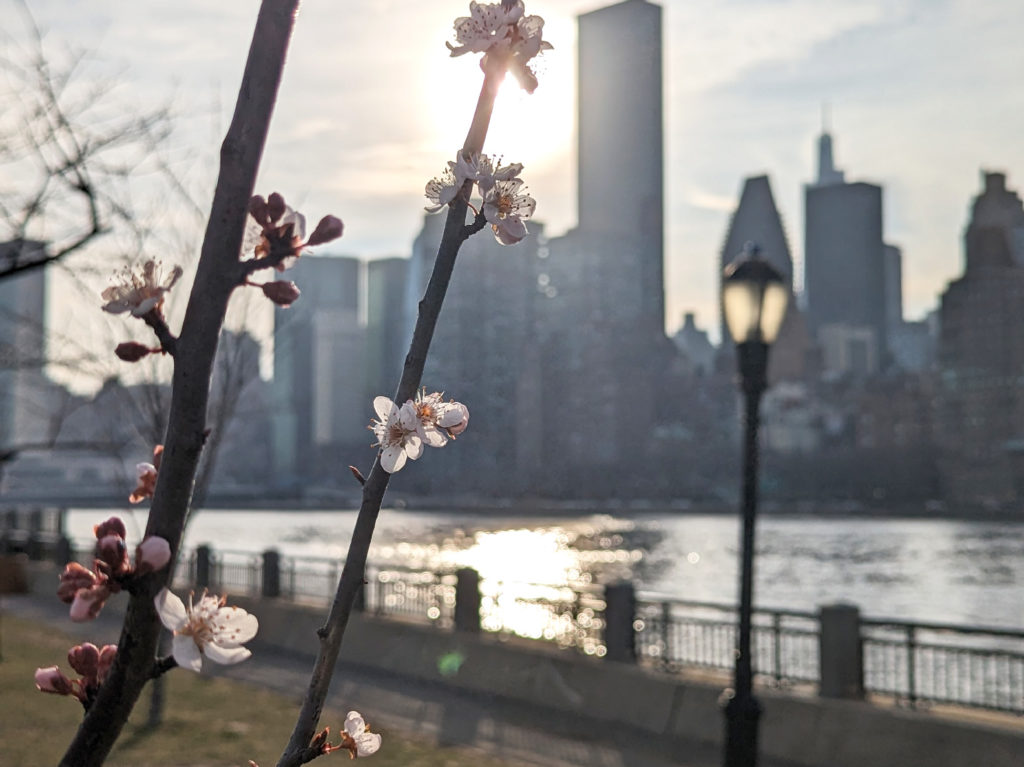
[718,175,812,383]
[573,0,664,338]
[937,171,1024,504]
[804,129,888,376]
[366,257,409,395]
[0,240,51,447]
[271,255,365,484]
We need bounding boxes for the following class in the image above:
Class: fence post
[819,602,864,699]
[262,549,281,598]
[195,545,212,589]
[603,581,637,663]
[53,535,73,567]
[453,567,481,633]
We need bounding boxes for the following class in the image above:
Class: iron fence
[862,618,1024,714]
[635,597,819,687]
[66,540,1024,716]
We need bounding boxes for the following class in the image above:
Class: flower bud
[96,645,117,683]
[135,536,172,574]
[306,215,344,246]
[96,534,129,574]
[68,643,100,678]
[261,280,301,307]
[440,402,470,437]
[248,195,269,225]
[93,517,127,540]
[57,562,98,604]
[114,342,152,362]
[70,584,111,622]
[35,666,75,695]
[267,192,287,223]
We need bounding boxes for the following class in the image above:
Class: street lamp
[720,242,788,767]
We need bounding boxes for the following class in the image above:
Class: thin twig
[275,60,506,767]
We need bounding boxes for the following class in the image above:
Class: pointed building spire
[815,103,844,186]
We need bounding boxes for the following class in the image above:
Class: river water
[66,509,1024,630]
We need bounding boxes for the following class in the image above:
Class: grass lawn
[0,614,515,767]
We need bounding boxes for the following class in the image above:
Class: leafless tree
[0,2,176,283]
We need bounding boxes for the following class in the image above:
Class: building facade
[937,171,1024,505]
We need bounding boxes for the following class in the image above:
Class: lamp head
[722,242,788,345]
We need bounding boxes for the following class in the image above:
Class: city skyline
[10,0,1024,348]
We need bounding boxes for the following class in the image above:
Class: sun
[420,13,575,171]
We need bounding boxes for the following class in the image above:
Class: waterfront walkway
[7,588,738,767]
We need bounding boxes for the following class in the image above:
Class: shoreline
[7,494,1023,523]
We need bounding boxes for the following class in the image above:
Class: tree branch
[275,63,505,767]
[57,2,301,765]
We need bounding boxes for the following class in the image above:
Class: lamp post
[720,242,788,767]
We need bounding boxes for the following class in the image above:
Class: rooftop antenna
[821,101,831,134]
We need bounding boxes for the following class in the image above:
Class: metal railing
[862,617,1024,714]
[67,541,1024,716]
[635,597,819,687]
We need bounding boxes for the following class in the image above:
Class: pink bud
[69,584,111,622]
[261,280,301,307]
[114,341,152,362]
[129,462,158,504]
[35,666,75,695]
[248,195,270,225]
[96,645,117,683]
[68,643,100,678]
[93,517,127,540]
[306,215,344,246]
[135,536,172,574]
[267,193,287,223]
[440,403,470,437]
[96,534,128,574]
[57,562,98,604]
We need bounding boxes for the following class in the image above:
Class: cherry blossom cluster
[447,1,553,93]
[101,259,183,318]
[155,587,258,672]
[316,711,382,759]
[242,192,344,307]
[57,516,171,622]
[369,389,469,473]
[35,642,117,708]
[425,153,536,245]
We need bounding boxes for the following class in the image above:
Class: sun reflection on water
[371,519,648,651]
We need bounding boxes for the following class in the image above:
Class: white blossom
[483,177,536,245]
[154,588,258,672]
[344,711,382,757]
[447,1,524,57]
[475,155,524,193]
[369,396,423,473]
[101,260,183,316]
[412,390,470,447]
[425,153,479,212]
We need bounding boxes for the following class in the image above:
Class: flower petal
[154,588,187,631]
[381,445,406,473]
[211,607,259,647]
[202,643,252,665]
[373,396,397,422]
[172,634,203,672]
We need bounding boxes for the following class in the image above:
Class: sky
[9,0,1024,355]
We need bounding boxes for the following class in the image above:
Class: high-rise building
[0,240,49,447]
[804,129,888,375]
[718,175,812,382]
[366,257,409,395]
[406,211,544,494]
[937,171,1024,504]
[271,255,364,482]
[575,0,664,338]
